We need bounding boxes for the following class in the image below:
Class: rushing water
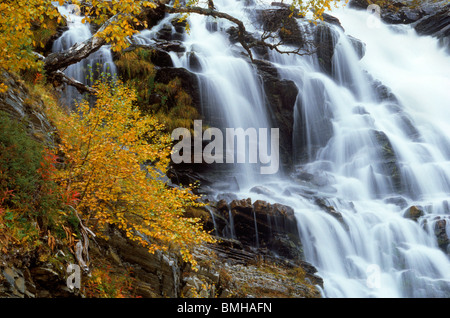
[55,0,450,297]
[161,0,450,297]
[52,3,116,107]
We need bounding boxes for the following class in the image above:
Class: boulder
[187,51,202,72]
[348,0,370,9]
[150,48,174,67]
[403,205,424,222]
[384,196,409,209]
[250,185,276,197]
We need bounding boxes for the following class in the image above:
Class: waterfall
[262,5,450,297]
[162,0,449,297]
[52,3,116,107]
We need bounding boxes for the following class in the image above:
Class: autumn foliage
[51,76,214,268]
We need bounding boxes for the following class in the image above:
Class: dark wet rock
[187,51,202,72]
[216,192,239,203]
[294,170,315,182]
[136,5,166,30]
[434,218,449,253]
[211,198,304,261]
[154,66,201,108]
[396,113,421,141]
[206,20,218,32]
[315,24,339,75]
[314,198,346,227]
[156,24,176,41]
[349,0,427,24]
[413,4,450,50]
[384,103,403,113]
[348,35,366,60]
[154,40,186,53]
[149,48,174,67]
[382,6,426,25]
[322,13,344,30]
[155,18,186,42]
[350,0,449,50]
[371,129,403,193]
[384,196,409,209]
[226,26,260,47]
[253,59,299,169]
[371,78,399,103]
[348,0,370,9]
[250,185,276,197]
[171,18,187,34]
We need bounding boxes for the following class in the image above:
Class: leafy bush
[51,76,214,268]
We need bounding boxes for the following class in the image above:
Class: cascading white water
[260,5,450,297]
[52,3,116,107]
[137,1,273,188]
[158,0,449,297]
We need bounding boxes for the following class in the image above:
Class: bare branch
[163,4,255,60]
[44,13,122,74]
[51,70,97,95]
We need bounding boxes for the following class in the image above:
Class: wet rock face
[414,4,450,50]
[371,129,403,194]
[253,59,298,170]
[209,198,304,261]
[315,23,338,75]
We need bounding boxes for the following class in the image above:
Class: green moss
[115,48,201,132]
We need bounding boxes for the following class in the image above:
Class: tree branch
[50,70,97,95]
[163,4,255,60]
[43,13,122,75]
[44,1,312,94]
